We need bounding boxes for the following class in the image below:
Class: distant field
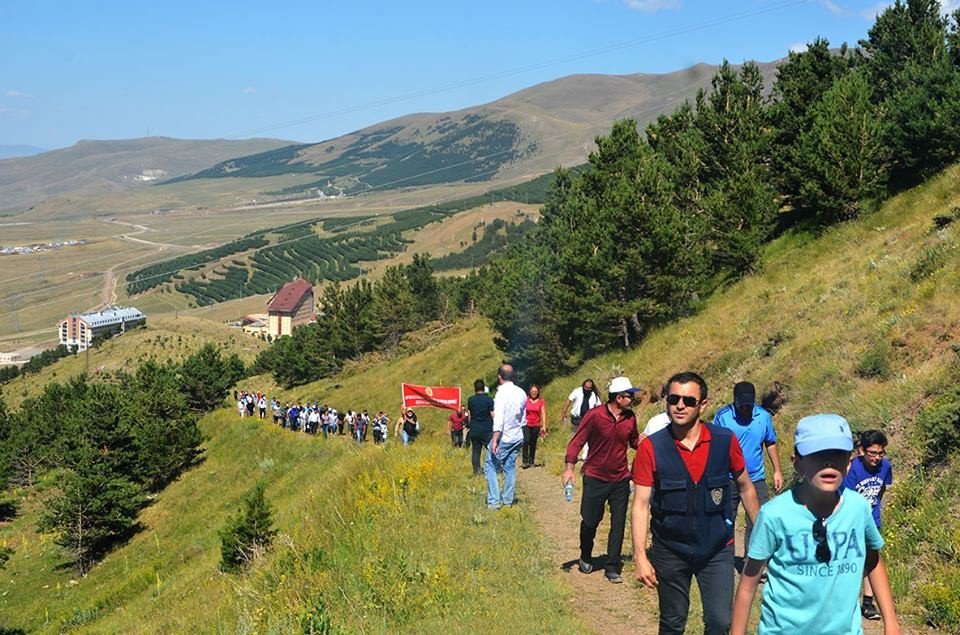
[360,200,540,277]
[0,174,547,350]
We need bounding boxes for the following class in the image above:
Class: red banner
[401,383,461,411]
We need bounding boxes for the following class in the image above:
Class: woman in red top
[522,385,547,468]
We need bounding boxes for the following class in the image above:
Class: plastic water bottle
[564,482,574,502]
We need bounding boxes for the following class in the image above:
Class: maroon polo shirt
[564,403,640,482]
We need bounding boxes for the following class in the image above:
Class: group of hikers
[234,390,391,443]
[237,364,898,633]
[474,366,897,634]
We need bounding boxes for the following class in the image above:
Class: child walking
[843,429,894,621]
[731,414,899,634]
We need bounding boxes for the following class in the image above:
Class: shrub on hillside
[910,244,950,282]
[915,385,960,465]
[219,481,277,573]
[856,342,892,380]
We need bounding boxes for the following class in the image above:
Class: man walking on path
[712,381,783,554]
[487,364,526,509]
[562,376,641,584]
[632,371,760,635]
[467,380,495,476]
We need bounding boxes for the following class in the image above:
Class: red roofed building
[267,278,314,338]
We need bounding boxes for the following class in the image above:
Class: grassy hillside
[4,161,960,632]
[0,137,296,215]
[0,317,586,634]
[536,164,960,631]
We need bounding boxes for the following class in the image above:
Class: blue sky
[0,0,936,149]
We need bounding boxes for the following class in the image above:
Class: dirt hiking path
[521,445,906,634]
[522,457,660,634]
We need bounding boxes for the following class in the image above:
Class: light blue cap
[794,413,854,456]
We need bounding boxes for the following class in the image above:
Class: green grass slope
[537,165,960,631]
[0,317,584,634]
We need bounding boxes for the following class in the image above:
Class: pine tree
[768,38,854,214]
[179,343,245,412]
[796,72,890,224]
[219,481,278,573]
[371,265,417,348]
[40,457,143,575]
[860,0,960,186]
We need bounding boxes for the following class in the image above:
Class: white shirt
[567,387,601,417]
[493,381,527,445]
[643,412,671,436]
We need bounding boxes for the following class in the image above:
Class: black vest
[649,422,734,563]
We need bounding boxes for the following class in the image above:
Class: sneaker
[759,571,768,584]
[605,571,623,584]
[578,558,593,574]
[862,603,881,621]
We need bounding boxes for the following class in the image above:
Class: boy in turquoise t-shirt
[731,414,899,635]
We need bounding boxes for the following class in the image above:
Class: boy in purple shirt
[842,429,893,621]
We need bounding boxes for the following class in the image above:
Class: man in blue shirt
[713,381,783,554]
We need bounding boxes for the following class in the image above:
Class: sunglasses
[812,518,831,563]
[666,394,700,408]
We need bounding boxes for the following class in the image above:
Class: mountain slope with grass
[534,164,960,633]
[0,317,586,634]
[3,161,960,632]
[168,61,779,198]
[0,137,296,214]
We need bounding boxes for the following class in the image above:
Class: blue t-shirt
[747,488,884,635]
[712,404,776,481]
[842,456,893,528]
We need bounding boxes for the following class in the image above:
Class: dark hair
[860,429,888,449]
[666,371,708,401]
[607,391,618,403]
[528,384,541,398]
[474,379,486,392]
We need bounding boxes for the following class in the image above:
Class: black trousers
[650,540,734,635]
[522,425,541,466]
[451,429,464,448]
[470,431,492,475]
[579,475,631,574]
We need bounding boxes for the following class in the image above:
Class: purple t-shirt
[842,456,893,528]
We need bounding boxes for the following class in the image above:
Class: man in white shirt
[643,385,671,437]
[560,379,602,433]
[487,363,527,509]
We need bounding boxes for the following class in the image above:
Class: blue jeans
[485,439,522,508]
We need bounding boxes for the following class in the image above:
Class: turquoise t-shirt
[747,488,884,634]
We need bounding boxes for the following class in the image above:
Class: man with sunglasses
[631,371,759,635]
[731,414,899,634]
[562,376,641,584]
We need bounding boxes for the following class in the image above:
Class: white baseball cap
[609,376,640,394]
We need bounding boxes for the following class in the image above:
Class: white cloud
[242,86,257,95]
[5,89,32,98]
[820,0,845,15]
[0,104,30,118]
[860,1,892,19]
[788,42,809,53]
[941,0,960,13]
[624,0,681,12]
